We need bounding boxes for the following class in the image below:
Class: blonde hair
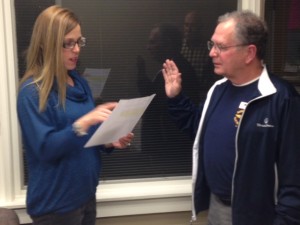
[20,5,80,111]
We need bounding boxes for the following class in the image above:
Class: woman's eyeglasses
[63,37,86,49]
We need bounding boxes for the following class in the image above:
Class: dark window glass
[15,0,237,183]
[265,0,300,92]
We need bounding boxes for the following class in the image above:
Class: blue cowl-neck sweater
[17,70,108,216]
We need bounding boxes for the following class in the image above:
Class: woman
[17,5,133,225]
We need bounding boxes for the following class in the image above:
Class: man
[162,10,300,225]
[181,11,217,101]
[136,24,199,172]
[181,10,210,76]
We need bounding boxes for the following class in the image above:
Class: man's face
[183,12,201,42]
[209,20,248,79]
[147,27,164,61]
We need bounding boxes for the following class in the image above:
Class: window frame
[0,0,262,223]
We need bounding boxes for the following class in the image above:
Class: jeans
[207,194,232,225]
[31,197,96,225]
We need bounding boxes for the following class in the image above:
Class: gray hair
[218,10,268,60]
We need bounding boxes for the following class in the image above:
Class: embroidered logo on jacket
[256,117,275,128]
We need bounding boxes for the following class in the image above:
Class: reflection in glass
[284,0,300,72]
[15,0,237,182]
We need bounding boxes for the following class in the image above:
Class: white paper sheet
[84,94,156,147]
[83,68,111,97]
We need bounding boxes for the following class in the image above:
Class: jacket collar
[210,65,277,97]
[257,65,277,96]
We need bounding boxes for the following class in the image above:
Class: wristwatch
[72,122,88,136]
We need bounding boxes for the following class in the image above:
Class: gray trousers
[31,197,96,225]
[207,194,232,225]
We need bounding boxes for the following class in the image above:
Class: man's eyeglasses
[63,37,86,49]
[207,40,248,54]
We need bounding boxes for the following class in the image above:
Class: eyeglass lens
[207,41,214,51]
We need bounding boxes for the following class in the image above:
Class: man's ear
[245,44,257,64]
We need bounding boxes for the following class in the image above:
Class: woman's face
[62,24,83,70]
